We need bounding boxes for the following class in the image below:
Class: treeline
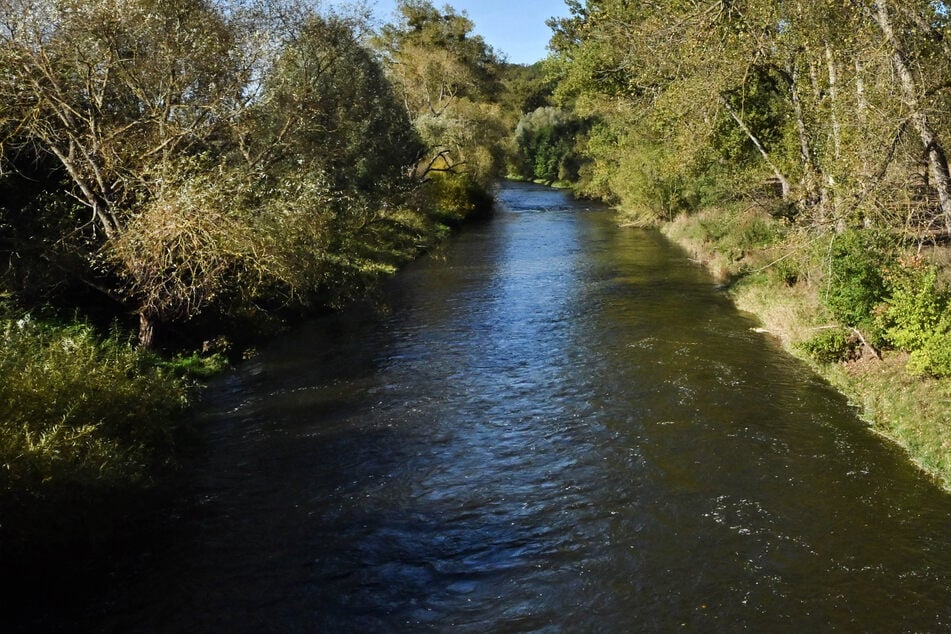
[512,0,951,483]
[0,0,510,558]
[544,0,951,229]
[0,0,508,348]
[530,0,951,378]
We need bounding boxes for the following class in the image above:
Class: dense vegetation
[0,0,509,555]
[526,0,951,485]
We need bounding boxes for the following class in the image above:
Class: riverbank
[48,180,951,632]
[0,314,225,566]
[659,206,951,490]
[0,180,496,576]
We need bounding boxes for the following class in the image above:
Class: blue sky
[324,0,571,65]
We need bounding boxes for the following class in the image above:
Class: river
[86,182,951,630]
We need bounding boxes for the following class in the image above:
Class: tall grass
[0,315,192,549]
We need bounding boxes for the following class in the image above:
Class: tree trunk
[788,61,825,214]
[721,97,791,199]
[854,58,870,180]
[825,44,842,161]
[875,1,951,235]
[138,309,157,349]
[824,43,842,219]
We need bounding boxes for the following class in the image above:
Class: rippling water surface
[104,182,950,631]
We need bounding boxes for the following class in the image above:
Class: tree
[869,0,951,234]
[0,0,250,344]
[513,106,584,183]
[0,0,434,346]
[244,11,430,307]
[547,0,794,215]
[546,0,951,237]
[373,0,506,186]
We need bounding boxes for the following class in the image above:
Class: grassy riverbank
[0,310,228,565]
[660,206,951,490]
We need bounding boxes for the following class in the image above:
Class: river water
[100,181,950,631]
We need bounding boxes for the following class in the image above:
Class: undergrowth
[0,314,200,553]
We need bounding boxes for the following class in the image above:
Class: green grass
[823,355,951,489]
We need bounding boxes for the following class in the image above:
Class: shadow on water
[16,180,951,632]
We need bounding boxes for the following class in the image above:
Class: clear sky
[324,0,571,65]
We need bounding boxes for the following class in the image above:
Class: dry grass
[732,280,826,347]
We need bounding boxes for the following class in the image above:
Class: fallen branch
[851,327,882,360]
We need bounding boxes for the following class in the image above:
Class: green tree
[513,106,584,183]
[0,0,251,344]
[373,0,507,187]
[0,1,433,346]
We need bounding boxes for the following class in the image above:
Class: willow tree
[0,0,245,240]
[373,0,506,189]
[241,11,428,306]
[0,0,430,346]
[0,0,256,344]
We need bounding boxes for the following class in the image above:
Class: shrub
[822,230,893,331]
[768,255,802,287]
[166,351,230,380]
[0,316,191,535]
[797,328,856,364]
[879,262,951,378]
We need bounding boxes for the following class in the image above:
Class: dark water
[102,182,951,631]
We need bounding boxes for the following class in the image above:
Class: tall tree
[0,0,432,346]
[870,0,951,234]
[373,0,506,185]
[0,0,252,343]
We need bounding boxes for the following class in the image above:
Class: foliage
[373,0,508,195]
[498,62,555,123]
[0,316,190,511]
[0,0,461,347]
[165,351,230,380]
[878,262,951,377]
[675,206,786,264]
[797,328,856,364]
[547,0,951,234]
[822,230,893,332]
[513,107,585,183]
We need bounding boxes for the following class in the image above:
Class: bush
[822,230,893,331]
[768,254,802,287]
[683,207,785,265]
[879,262,951,378]
[797,328,856,364]
[165,351,230,380]
[0,316,192,545]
